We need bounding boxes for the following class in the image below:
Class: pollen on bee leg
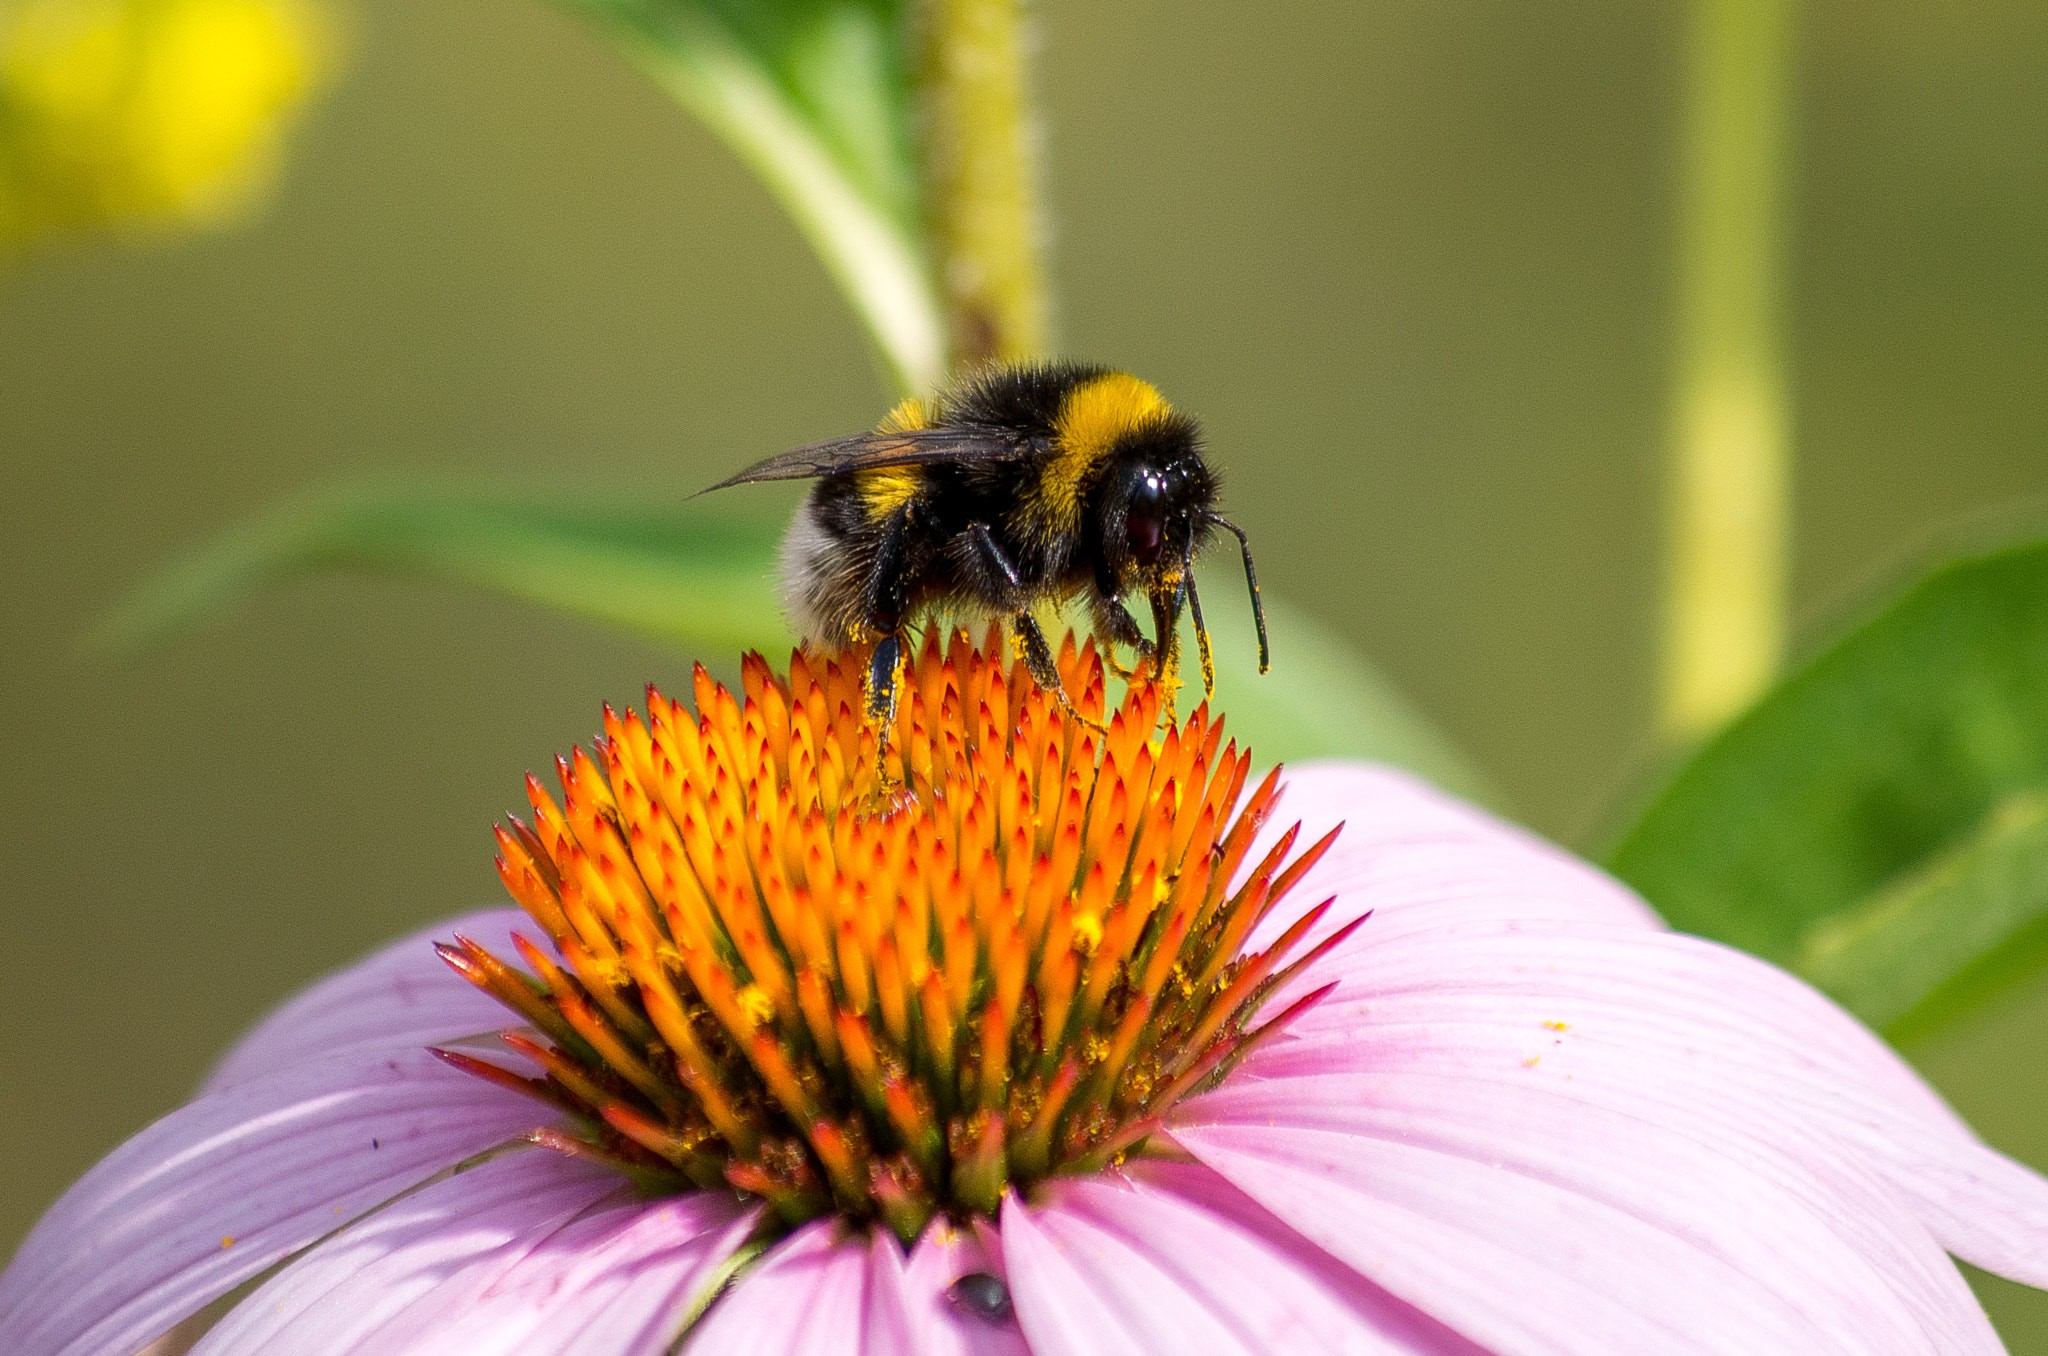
[439,632,1347,1241]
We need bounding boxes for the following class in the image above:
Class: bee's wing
[698,428,1037,494]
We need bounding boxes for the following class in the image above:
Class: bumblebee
[702,360,1269,725]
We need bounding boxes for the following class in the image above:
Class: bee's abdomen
[779,466,958,647]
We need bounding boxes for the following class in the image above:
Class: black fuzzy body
[701,359,1264,716]
[779,363,1213,673]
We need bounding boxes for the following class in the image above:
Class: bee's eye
[1126,472,1167,565]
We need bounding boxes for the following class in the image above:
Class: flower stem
[917,0,1049,371]
[1660,0,1795,740]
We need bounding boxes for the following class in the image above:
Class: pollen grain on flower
[434,626,1347,1245]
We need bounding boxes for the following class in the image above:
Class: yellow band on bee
[854,398,932,518]
[876,397,930,434]
[859,466,923,515]
[1036,373,1171,532]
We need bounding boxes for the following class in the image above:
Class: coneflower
[6,631,2048,1356]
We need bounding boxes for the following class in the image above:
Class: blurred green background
[4,0,2048,1340]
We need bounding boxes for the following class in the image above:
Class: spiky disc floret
[437,627,1348,1242]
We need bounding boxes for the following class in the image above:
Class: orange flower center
[437,628,1346,1242]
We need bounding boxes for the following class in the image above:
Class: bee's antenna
[1181,544,1216,698]
[1200,513,1269,674]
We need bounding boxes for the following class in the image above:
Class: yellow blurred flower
[0,0,338,246]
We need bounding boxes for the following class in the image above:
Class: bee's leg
[1147,585,1186,704]
[858,507,915,768]
[1181,566,1216,699]
[1011,610,1104,729]
[967,523,1098,726]
[1093,606,1149,681]
[866,632,903,725]
[1009,610,1061,697]
[1089,568,1153,680]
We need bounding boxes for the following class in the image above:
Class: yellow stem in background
[1660,0,1794,741]
[917,0,1048,371]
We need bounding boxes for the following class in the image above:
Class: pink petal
[1246,765,1661,958]
[1272,918,1963,1136]
[185,1151,618,1354]
[685,1218,1025,1355]
[995,1194,1147,1355]
[204,908,533,1092]
[999,1163,1484,1355]
[1874,1118,2048,1289]
[865,1223,1029,1356]
[683,1219,867,1353]
[0,1047,542,1356]
[189,1150,757,1356]
[1174,1068,2000,1355]
[454,1191,754,1356]
[1259,916,2048,1286]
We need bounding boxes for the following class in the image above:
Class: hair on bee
[702,360,1268,729]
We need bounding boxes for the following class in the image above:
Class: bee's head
[1099,410,1270,685]
[1102,414,1215,580]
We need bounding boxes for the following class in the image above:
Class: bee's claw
[1041,670,1109,734]
[1102,633,1156,683]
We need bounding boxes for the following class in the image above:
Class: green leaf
[1796,784,2048,1039]
[556,0,941,393]
[1606,533,2048,1034]
[99,480,1495,802]
[91,478,793,658]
